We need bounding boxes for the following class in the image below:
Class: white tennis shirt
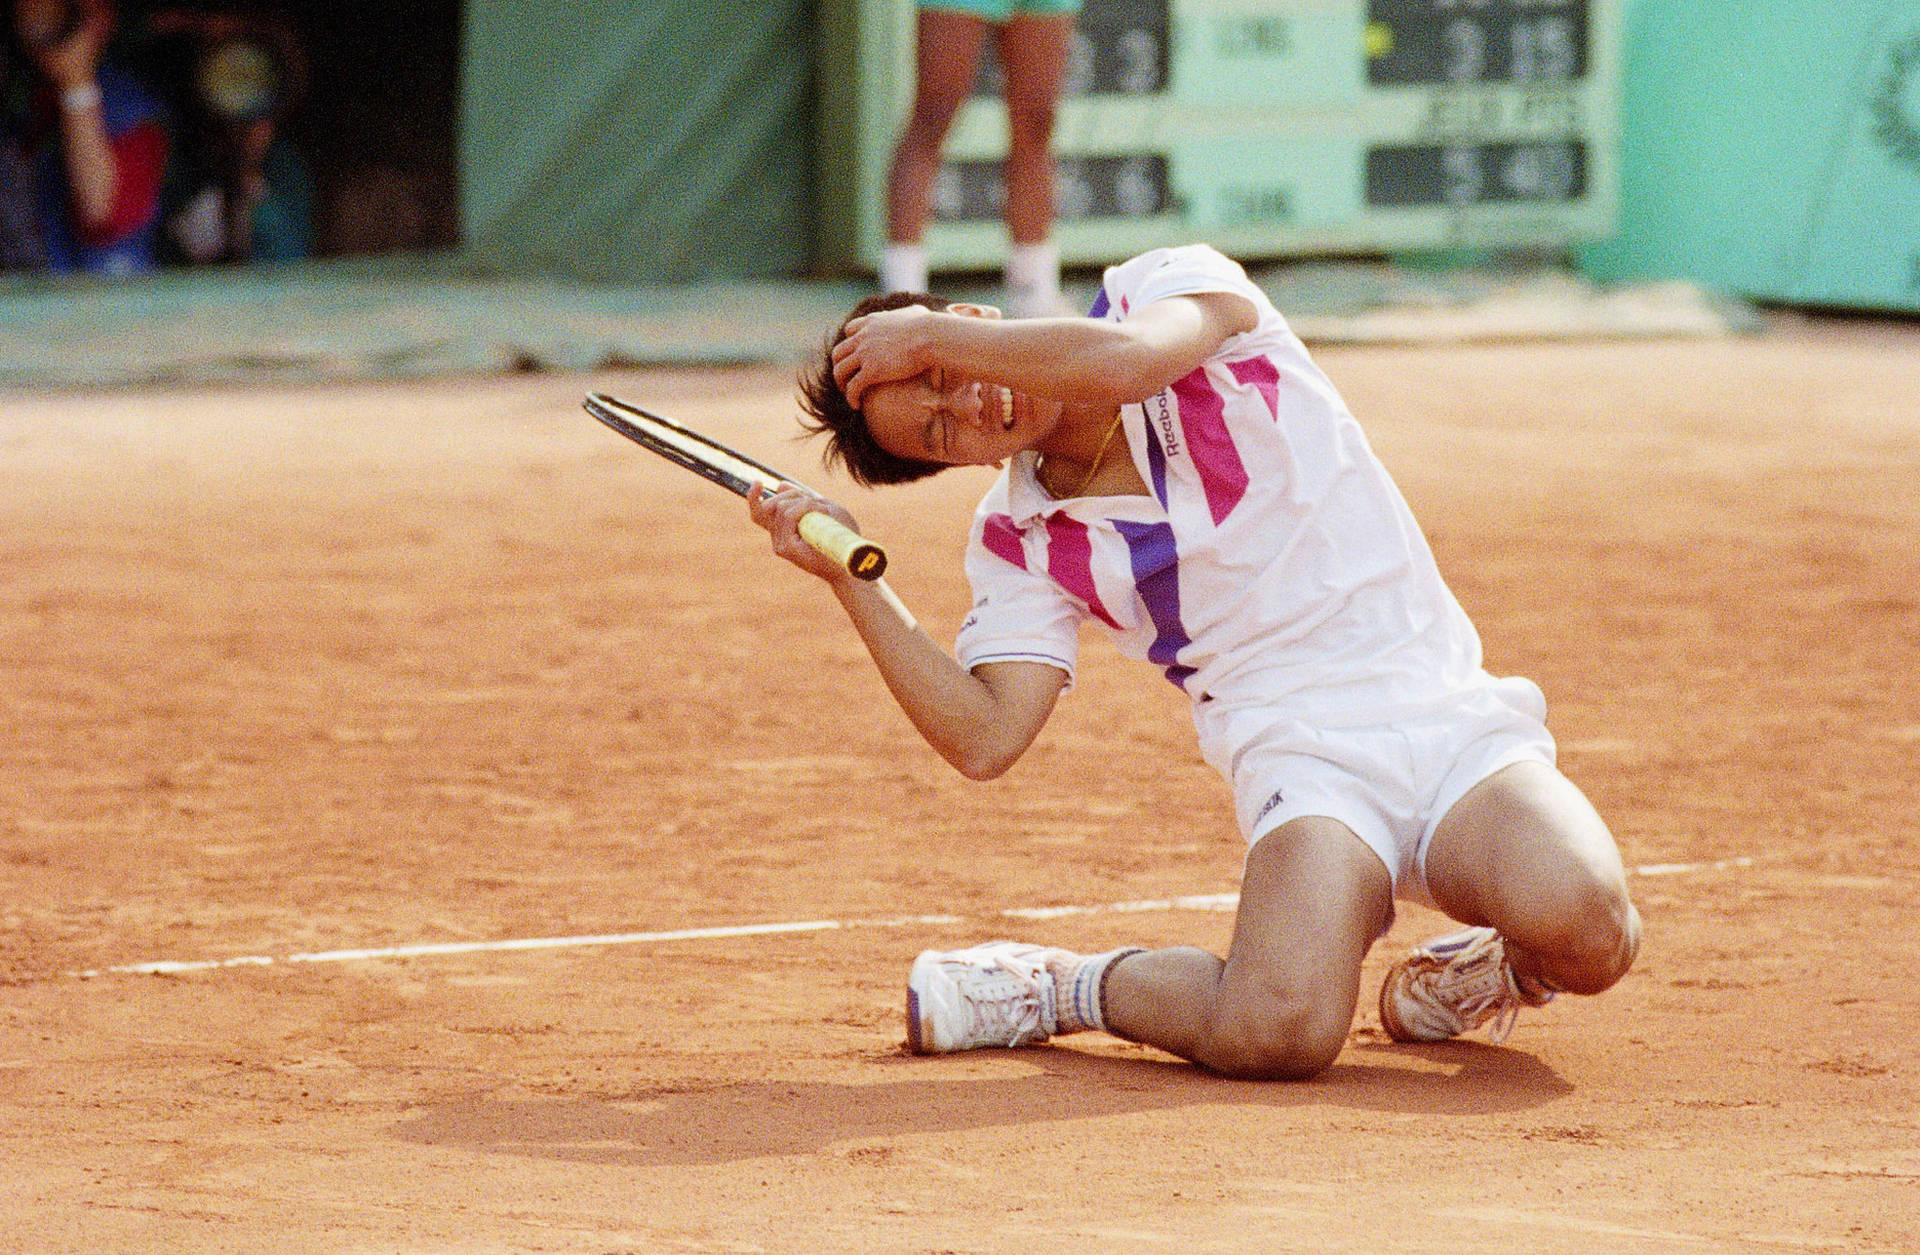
[952,245,1495,763]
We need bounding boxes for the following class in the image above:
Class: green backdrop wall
[1580,0,1920,311]
[449,1,1920,311]
[458,1,816,282]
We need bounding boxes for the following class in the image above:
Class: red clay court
[2,315,1917,1251]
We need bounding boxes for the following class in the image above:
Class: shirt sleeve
[953,501,1083,686]
[1109,244,1280,338]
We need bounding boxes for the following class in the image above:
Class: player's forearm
[746,482,1006,771]
[926,312,1210,405]
[831,579,1031,779]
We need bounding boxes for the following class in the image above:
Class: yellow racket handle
[797,508,888,581]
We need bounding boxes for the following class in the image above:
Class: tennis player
[748,244,1640,1078]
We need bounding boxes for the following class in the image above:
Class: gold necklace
[1047,410,1126,499]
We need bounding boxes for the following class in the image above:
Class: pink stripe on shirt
[981,513,1028,570]
[1044,515,1121,629]
[1227,356,1281,420]
[1170,368,1250,524]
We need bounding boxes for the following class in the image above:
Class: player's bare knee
[1201,1025,1344,1082]
[1197,998,1347,1081]
[1600,898,1643,983]
[1533,885,1640,995]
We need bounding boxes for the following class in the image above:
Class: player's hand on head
[747,482,862,583]
[832,305,935,409]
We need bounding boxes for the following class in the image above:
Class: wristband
[60,83,103,113]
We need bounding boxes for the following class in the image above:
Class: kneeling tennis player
[747,244,1640,1078]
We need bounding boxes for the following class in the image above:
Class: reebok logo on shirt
[1149,392,1181,457]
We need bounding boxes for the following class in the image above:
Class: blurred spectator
[8,0,170,276]
[144,6,311,264]
[882,0,1081,317]
[2,24,50,268]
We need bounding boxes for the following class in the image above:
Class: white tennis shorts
[1202,676,1556,907]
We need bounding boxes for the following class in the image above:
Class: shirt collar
[1001,406,1158,528]
[1004,451,1054,525]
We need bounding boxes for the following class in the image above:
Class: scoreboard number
[1367,0,1590,86]
[815,0,1620,272]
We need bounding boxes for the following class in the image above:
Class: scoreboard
[814,0,1620,273]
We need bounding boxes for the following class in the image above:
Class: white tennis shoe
[906,941,1072,1054]
[1378,925,1554,1044]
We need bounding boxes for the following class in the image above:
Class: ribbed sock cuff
[1005,241,1061,298]
[879,243,928,295]
[1056,946,1144,1035]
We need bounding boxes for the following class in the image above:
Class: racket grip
[799,510,888,581]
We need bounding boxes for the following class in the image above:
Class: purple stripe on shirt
[1143,414,1169,507]
[1087,288,1110,319]
[1114,519,1194,688]
[1226,356,1281,420]
[981,512,1027,570]
[1170,368,1249,525]
[1046,515,1120,629]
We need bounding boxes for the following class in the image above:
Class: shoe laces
[954,959,1054,1046]
[1440,966,1520,1042]
[1484,986,1523,1045]
[1413,934,1526,1043]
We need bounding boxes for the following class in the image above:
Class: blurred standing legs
[882,7,1076,315]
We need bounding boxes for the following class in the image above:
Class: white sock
[1006,241,1061,301]
[1053,946,1143,1035]
[879,242,927,294]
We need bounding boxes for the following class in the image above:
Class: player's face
[861,368,1052,468]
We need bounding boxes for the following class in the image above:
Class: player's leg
[885,9,990,255]
[994,12,1074,314]
[1422,760,1641,997]
[994,13,1072,246]
[1103,815,1394,1079]
[904,817,1387,1077]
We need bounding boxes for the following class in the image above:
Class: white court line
[1003,893,1241,920]
[65,859,1747,980]
[1632,856,1754,877]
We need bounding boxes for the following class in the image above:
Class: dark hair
[797,290,952,487]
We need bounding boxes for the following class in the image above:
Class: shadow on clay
[389,1039,1570,1167]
